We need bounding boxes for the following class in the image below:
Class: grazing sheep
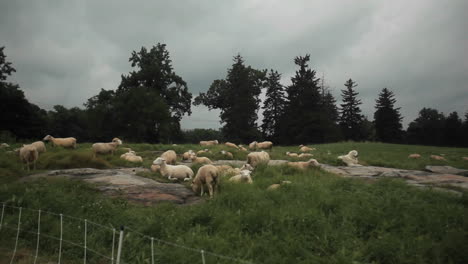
[430,155,446,161]
[220,150,234,159]
[287,159,320,170]
[43,135,77,148]
[120,151,143,163]
[247,151,270,167]
[286,152,299,157]
[298,153,313,158]
[182,150,195,161]
[92,139,122,158]
[196,149,210,155]
[338,150,360,166]
[229,170,253,184]
[224,142,239,149]
[153,157,194,181]
[299,145,315,152]
[19,144,39,171]
[191,164,219,197]
[408,154,421,159]
[161,150,177,165]
[267,181,292,191]
[200,140,218,146]
[249,141,273,151]
[30,141,46,153]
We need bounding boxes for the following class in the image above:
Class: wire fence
[0,202,254,264]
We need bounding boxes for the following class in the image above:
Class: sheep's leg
[207,183,214,198]
[200,185,204,196]
[33,161,36,170]
[26,161,30,172]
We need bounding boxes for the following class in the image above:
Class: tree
[373,88,403,143]
[261,70,286,141]
[407,108,445,146]
[194,55,266,143]
[462,112,468,147]
[84,89,117,141]
[443,111,463,146]
[339,79,364,141]
[318,75,342,142]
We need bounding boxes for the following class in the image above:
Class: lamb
[249,141,273,151]
[19,144,39,171]
[43,135,77,148]
[220,150,234,159]
[267,181,292,191]
[92,138,122,158]
[153,157,194,181]
[286,152,299,157]
[182,150,195,161]
[161,150,177,165]
[30,141,46,153]
[430,155,446,161]
[199,140,218,146]
[247,151,270,167]
[229,170,253,184]
[299,145,315,152]
[191,164,219,197]
[120,151,143,163]
[408,154,421,159]
[337,150,360,166]
[287,159,320,170]
[298,153,313,158]
[224,142,239,149]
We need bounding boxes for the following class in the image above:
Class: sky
[1,0,467,129]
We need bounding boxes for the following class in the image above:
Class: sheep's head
[299,144,304,148]
[308,159,320,167]
[240,170,252,176]
[153,157,165,165]
[112,138,123,145]
[349,150,358,158]
[43,135,52,141]
[214,140,219,144]
[240,163,254,171]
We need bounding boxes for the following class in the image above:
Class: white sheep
[238,145,248,152]
[120,151,143,163]
[43,135,77,148]
[19,144,39,171]
[30,141,46,153]
[153,157,194,181]
[247,151,270,167]
[267,181,292,190]
[224,142,239,149]
[249,141,273,151]
[196,149,210,155]
[337,150,360,166]
[229,170,253,184]
[199,140,218,146]
[286,152,299,157]
[182,150,195,161]
[299,145,315,152]
[220,150,234,159]
[161,150,177,165]
[92,138,122,158]
[430,155,446,161]
[191,164,219,197]
[0,143,10,148]
[287,159,320,170]
[408,153,421,159]
[190,154,213,164]
[298,153,313,158]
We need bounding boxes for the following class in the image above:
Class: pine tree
[373,88,403,142]
[443,111,463,146]
[318,75,342,142]
[261,70,286,141]
[339,79,364,141]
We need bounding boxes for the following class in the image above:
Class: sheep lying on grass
[161,150,177,165]
[30,141,46,153]
[249,141,273,151]
[430,155,446,161]
[0,143,10,148]
[247,151,270,167]
[225,142,239,149]
[43,135,77,148]
[216,164,254,177]
[189,154,213,164]
[92,138,122,158]
[197,149,210,155]
[153,157,194,181]
[220,150,234,159]
[299,145,315,152]
[286,152,299,157]
[200,140,218,146]
[298,153,313,158]
[120,151,143,163]
[338,150,360,166]
[229,170,253,184]
[238,145,248,152]
[182,150,195,161]
[287,159,320,170]
[19,144,39,171]
[191,164,219,197]
[267,181,292,191]
[408,154,421,159]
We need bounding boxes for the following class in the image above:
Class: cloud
[0,0,466,129]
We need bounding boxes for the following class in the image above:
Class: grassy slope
[0,142,467,263]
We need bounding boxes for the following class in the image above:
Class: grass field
[0,142,467,263]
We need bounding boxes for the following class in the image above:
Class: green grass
[0,142,467,263]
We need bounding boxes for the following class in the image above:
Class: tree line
[1,45,467,147]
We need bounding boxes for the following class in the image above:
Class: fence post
[200,249,206,264]
[116,226,124,264]
[151,237,155,264]
[58,213,63,264]
[33,209,41,264]
[84,219,87,264]
[0,203,4,231]
[111,228,116,264]
[9,207,22,264]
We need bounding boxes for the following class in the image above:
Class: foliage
[407,108,446,146]
[339,79,365,141]
[374,88,403,143]
[261,70,286,141]
[443,111,463,147]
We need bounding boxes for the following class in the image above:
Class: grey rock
[425,166,468,176]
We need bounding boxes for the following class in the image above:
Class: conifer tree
[373,88,403,142]
[339,79,364,141]
[261,70,286,141]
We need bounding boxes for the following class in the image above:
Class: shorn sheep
[298,153,313,158]
[229,170,253,184]
[199,140,218,146]
[161,150,177,165]
[19,144,39,171]
[120,151,143,163]
[408,154,421,159]
[337,150,360,166]
[247,151,270,167]
[249,141,273,151]
[224,142,239,149]
[30,141,46,153]
[153,157,194,181]
[287,159,320,170]
[92,138,122,158]
[191,164,219,197]
[43,135,77,148]
[299,145,315,152]
[189,154,213,164]
[182,150,195,161]
[286,152,299,157]
[430,155,446,161]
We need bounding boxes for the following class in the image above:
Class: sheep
[337,150,360,166]
[229,170,253,184]
[224,142,239,149]
[249,141,273,151]
[220,150,234,159]
[112,138,123,145]
[408,154,421,159]
[267,181,292,191]
[189,154,213,164]
[120,151,143,163]
[182,150,195,161]
[29,141,46,153]
[238,145,248,152]
[150,164,160,173]
[19,144,39,171]
[92,139,122,158]
[161,150,177,165]
[298,153,313,158]
[286,152,299,157]
[153,157,194,181]
[43,135,77,148]
[0,143,10,148]
[247,151,270,167]
[299,145,315,152]
[199,140,218,146]
[196,149,210,155]
[463,157,468,161]
[217,164,254,177]
[430,155,446,161]
[287,159,320,170]
[191,164,219,197]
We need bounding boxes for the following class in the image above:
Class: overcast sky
[1,0,467,129]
